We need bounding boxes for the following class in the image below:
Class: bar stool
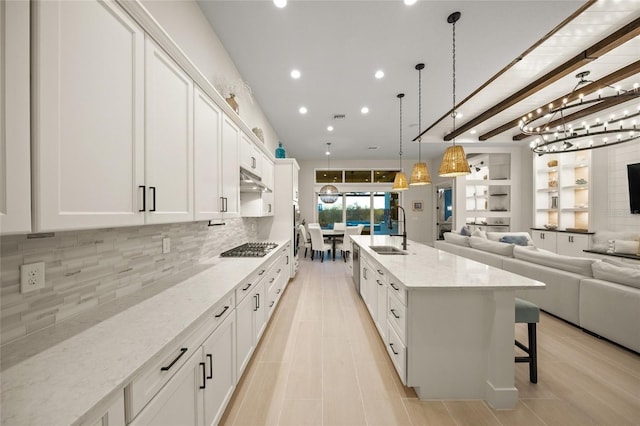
[515,297,539,383]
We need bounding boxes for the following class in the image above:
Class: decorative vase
[225,94,239,114]
[252,127,264,142]
[275,142,286,158]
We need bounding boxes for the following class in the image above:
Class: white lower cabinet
[530,230,557,252]
[90,391,125,426]
[531,229,592,256]
[235,279,267,378]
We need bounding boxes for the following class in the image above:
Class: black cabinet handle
[390,283,399,291]
[258,269,266,275]
[286,255,289,265]
[257,293,260,309]
[206,354,213,379]
[376,279,383,286]
[224,197,228,212]
[276,288,281,294]
[277,269,281,273]
[214,306,229,318]
[269,301,275,308]
[254,294,259,311]
[242,283,252,291]
[389,343,398,355]
[363,268,367,279]
[149,186,157,212]
[139,185,146,212]
[377,269,384,275]
[199,362,206,389]
[390,309,400,319]
[269,278,275,283]
[160,348,188,371]
[220,197,225,212]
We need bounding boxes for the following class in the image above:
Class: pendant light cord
[399,95,403,169]
[418,66,422,161]
[452,18,457,144]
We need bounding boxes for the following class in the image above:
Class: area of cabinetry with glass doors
[463,153,511,231]
[533,151,591,231]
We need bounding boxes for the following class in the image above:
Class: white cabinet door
[0,0,31,235]
[254,280,268,341]
[131,349,203,426]
[221,116,240,216]
[262,192,274,217]
[240,133,262,176]
[557,233,591,257]
[376,277,388,339]
[235,284,255,378]
[145,37,194,224]
[292,165,299,202]
[32,0,145,231]
[202,313,236,426]
[262,154,274,190]
[194,87,222,220]
[531,230,557,252]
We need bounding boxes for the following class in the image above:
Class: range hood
[240,167,271,193]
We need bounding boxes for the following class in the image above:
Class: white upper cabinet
[32,0,146,231]
[194,86,222,221]
[261,153,274,190]
[221,116,240,216]
[144,37,194,224]
[0,0,31,235]
[240,133,262,176]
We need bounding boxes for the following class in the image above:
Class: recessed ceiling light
[273,0,287,8]
[404,0,417,5]
[368,146,379,150]
[361,107,369,114]
[290,69,301,79]
[470,129,477,135]
[375,70,384,79]
[456,111,463,118]
[299,106,308,114]
[327,126,334,132]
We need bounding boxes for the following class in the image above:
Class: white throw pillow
[592,261,640,289]
[471,228,487,239]
[469,236,514,257]
[486,231,533,246]
[513,245,595,277]
[443,232,471,247]
[613,240,640,255]
[592,231,639,252]
[602,257,640,270]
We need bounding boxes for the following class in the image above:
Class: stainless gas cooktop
[220,242,278,257]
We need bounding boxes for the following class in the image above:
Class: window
[318,191,401,235]
[344,170,372,183]
[315,170,342,183]
[317,196,343,228]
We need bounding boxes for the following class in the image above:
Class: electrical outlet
[162,237,171,254]
[20,262,46,293]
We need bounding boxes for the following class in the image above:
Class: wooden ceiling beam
[511,93,640,141]
[442,16,640,142]
[479,60,640,141]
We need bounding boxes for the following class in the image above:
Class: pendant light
[392,93,409,191]
[319,142,340,203]
[410,63,432,185]
[438,11,471,177]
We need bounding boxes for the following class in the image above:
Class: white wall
[298,158,435,245]
[603,142,640,232]
[140,0,280,154]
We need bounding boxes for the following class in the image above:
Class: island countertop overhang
[351,235,545,290]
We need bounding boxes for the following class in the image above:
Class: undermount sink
[369,245,407,255]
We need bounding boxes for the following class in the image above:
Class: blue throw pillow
[460,226,472,236]
[500,235,529,246]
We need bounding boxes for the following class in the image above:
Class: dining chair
[298,224,312,258]
[355,224,365,234]
[338,226,361,261]
[333,222,346,232]
[308,226,331,262]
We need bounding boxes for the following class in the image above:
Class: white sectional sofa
[434,231,640,353]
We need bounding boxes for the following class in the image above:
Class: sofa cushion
[513,245,595,277]
[460,226,472,236]
[592,261,640,289]
[469,236,514,257]
[471,228,487,239]
[443,232,471,247]
[500,235,530,246]
[592,231,639,252]
[602,257,640,269]
[614,240,640,255]
[487,231,533,246]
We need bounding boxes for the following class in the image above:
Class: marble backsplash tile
[0,218,258,345]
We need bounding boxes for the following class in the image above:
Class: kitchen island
[351,235,544,410]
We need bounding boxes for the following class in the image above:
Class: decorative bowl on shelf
[543,224,558,230]
[547,160,558,167]
[576,178,587,185]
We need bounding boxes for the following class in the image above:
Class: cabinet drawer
[388,277,406,305]
[129,318,213,420]
[210,293,234,329]
[236,267,267,305]
[386,321,406,384]
[387,294,406,344]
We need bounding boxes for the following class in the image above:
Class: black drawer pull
[389,343,399,355]
[377,269,384,275]
[214,306,229,318]
[276,289,281,294]
[376,279,383,286]
[390,309,400,319]
[270,301,275,307]
[390,283,399,291]
[160,348,188,371]
[149,186,157,212]
[199,362,206,389]
[242,283,252,291]
[206,354,213,379]
[258,269,266,275]
[277,269,281,273]
[139,185,146,211]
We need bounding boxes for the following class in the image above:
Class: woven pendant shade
[438,145,471,177]
[392,171,409,191]
[409,162,431,185]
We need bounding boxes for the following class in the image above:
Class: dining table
[321,229,344,261]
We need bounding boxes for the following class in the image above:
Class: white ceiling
[196,0,639,161]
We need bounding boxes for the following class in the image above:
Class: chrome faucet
[390,205,407,250]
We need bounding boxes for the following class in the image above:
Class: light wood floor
[220,254,640,426]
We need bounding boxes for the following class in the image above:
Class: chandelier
[392,93,409,191]
[319,142,340,203]
[438,11,471,177]
[523,71,640,155]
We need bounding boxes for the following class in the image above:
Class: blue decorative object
[500,235,530,246]
[275,142,286,158]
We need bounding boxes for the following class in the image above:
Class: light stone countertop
[352,235,545,290]
[0,240,288,426]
